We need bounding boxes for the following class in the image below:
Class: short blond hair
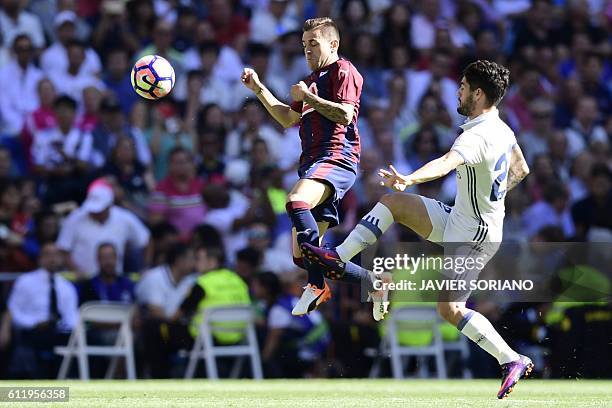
[302,17,340,41]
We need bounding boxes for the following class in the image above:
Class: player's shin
[457,310,521,365]
[286,201,325,288]
[336,202,394,262]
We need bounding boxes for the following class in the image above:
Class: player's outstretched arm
[241,68,301,128]
[507,144,530,191]
[378,150,464,192]
[292,81,354,125]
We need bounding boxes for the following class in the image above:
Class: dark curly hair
[462,60,510,107]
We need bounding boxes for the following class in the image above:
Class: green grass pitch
[1,379,610,407]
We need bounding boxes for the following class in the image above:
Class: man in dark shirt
[241,17,364,315]
[77,242,135,305]
[571,164,612,241]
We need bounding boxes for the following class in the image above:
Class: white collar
[459,108,499,132]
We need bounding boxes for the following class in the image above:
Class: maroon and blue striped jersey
[290,58,363,172]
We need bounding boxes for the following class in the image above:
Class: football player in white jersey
[302,60,533,399]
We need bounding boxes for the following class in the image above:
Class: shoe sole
[498,362,534,399]
[301,245,344,277]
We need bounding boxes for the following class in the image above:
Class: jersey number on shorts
[490,153,508,201]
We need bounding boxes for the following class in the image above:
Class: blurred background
[0,0,610,380]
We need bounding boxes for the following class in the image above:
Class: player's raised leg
[303,192,432,273]
[286,178,334,315]
[302,192,433,320]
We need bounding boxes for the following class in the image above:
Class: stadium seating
[55,302,136,380]
[184,305,262,380]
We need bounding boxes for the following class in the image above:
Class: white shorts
[419,196,500,301]
[420,195,500,265]
[420,196,452,244]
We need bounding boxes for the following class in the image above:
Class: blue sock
[341,260,374,293]
[286,201,325,288]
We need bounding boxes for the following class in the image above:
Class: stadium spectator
[56,181,150,278]
[195,130,226,185]
[148,222,180,267]
[176,245,250,363]
[40,10,101,77]
[522,181,576,239]
[206,0,249,51]
[350,32,386,109]
[21,78,57,168]
[225,98,285,164]
[90,95,151,169]
[148,103,195,180]
[5,242,78,378]
[571,164,612,241]
[97,136,154,219]
[564,96,608,157]
[410,0,444,51]
[235,246,262,284]
[0,34,43,137]
[252,271,329,378]
[31,95,91,204]
[149,147,205,239]
[568,151,595,204]
[0,0,45,50]
[505,65,548,132]
[201,183,253,260]
[48,40,105,106]
[77,242,135,305]
[267,31,310,97]
[527,154,557,203]
[90,0,140,57]
[244,222,295,274]
[137,242,197,378]
[548,130,573,182]
[231,43,285,111]
[102,48,138,116]
[519,98,555,165]
[24,209,60,260]
[137,19,184,76]
[172,6,199,52]
[399,93,454,155]
[183,42,232,110]
[77,85,102,132]
[405,127,444,174]
[249,0,299,45]
[125,0,156,48]
[0,181,34,271]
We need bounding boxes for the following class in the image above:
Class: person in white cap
[40,10,101,77]
[56,179,150,279]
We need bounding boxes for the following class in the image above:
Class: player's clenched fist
[290,81,308,102]
[241,68,262,93]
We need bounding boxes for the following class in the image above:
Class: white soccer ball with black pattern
[131,55,175,100]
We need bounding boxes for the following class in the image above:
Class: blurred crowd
[0,0,610,379]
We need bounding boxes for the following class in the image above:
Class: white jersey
[446,108,517,244]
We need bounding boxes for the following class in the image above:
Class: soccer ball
[131,55,175,100]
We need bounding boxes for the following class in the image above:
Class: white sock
[336,202,394,262]
[459,311,520,365]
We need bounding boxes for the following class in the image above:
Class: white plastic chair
[386,306,447,379]
[55,302,136,380]
[185,306,262,379]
